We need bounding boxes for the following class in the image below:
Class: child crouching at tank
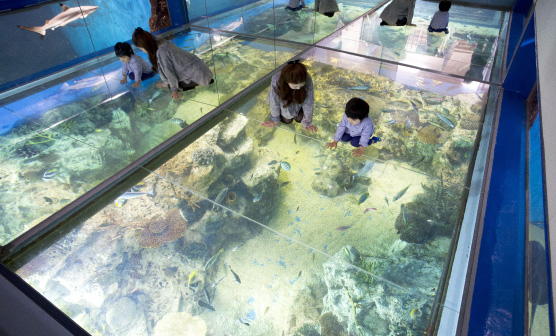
[115,42,155,88]
[326,98,380,157]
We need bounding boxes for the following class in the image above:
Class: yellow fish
[188,271,198,287]
[410,308,421,319]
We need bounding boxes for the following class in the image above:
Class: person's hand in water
[305,125,318,132]
[352,146,364,157]
[261,120,279,128]
[171,90,180,100]
[156,82,165,88]
[120,78,127,84]
[132,81,140,88]
[326,140,338,149]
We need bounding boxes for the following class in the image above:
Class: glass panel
[318,1,507,82]
[298,47,486,184]
[0,0,97,90]
[527,101,550,334]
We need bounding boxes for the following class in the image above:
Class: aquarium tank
[0,0,509,335]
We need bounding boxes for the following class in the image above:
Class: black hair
[439,1,451,12]
[345,98,369,120]
[114,42,134,58]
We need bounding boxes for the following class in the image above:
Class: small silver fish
[393,185,410,202]
[435,113,454,128]
[114,190,153,207]
[211,272,228,288]
[149,90,161,104]
[253,193,263,203]
[232,244,244,252]
[204,248,224,271]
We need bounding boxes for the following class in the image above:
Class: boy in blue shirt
[114,42,155,88]
[326,98,380,157]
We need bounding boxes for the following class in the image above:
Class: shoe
[380,21,388,26]
[209,78,214,84]
[370,136,381,144]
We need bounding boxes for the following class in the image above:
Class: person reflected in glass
[115,42,155,88]
[132,27,214,100]
[326,98,380,157]
[286,0,308,11]
[428,1,451,34]
[379,0,417,26]
[262,60,318,132]
[315,0,339,17]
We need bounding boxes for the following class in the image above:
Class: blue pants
[428,26,449,33]
[341,133,366,147]
[340,133,380,147]
[286,5,303,11]
[128,71,155,81]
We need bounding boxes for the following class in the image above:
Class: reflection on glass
[527,108,550,334]
[318,0,507,82]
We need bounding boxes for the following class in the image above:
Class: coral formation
[192,147,216,166]
[319,312,346,336]
[134,209,186,248]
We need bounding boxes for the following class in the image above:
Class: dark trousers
[280,108,304,124]
[428,26,449,33]
[286,5,303,11]
[128,71,155,81]
[170,78,215,92]
[340,132,377,148]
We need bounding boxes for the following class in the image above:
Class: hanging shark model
[17,3,99,38]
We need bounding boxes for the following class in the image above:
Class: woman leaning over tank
[132,27,214,100]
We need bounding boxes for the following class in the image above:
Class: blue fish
[355,78,369,86]
[238,309,256,326]
[280,161,291,171]
[347,85,371,90]
[355,161,375,178]
[435,113,454,128]
[295,216,300,222]
[294,229,302,237]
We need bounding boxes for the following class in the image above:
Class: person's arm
[120,63,128,84]
[158,48,179,91]
[130,58,141,88]
[327,116,347,149]
[268,77,282,123]
[301,75,316,131]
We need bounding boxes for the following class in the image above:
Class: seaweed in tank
[395,175,461,244]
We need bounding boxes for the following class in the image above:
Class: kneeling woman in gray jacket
[132,27,214,100]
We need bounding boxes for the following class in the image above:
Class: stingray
[528,240,549,334]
